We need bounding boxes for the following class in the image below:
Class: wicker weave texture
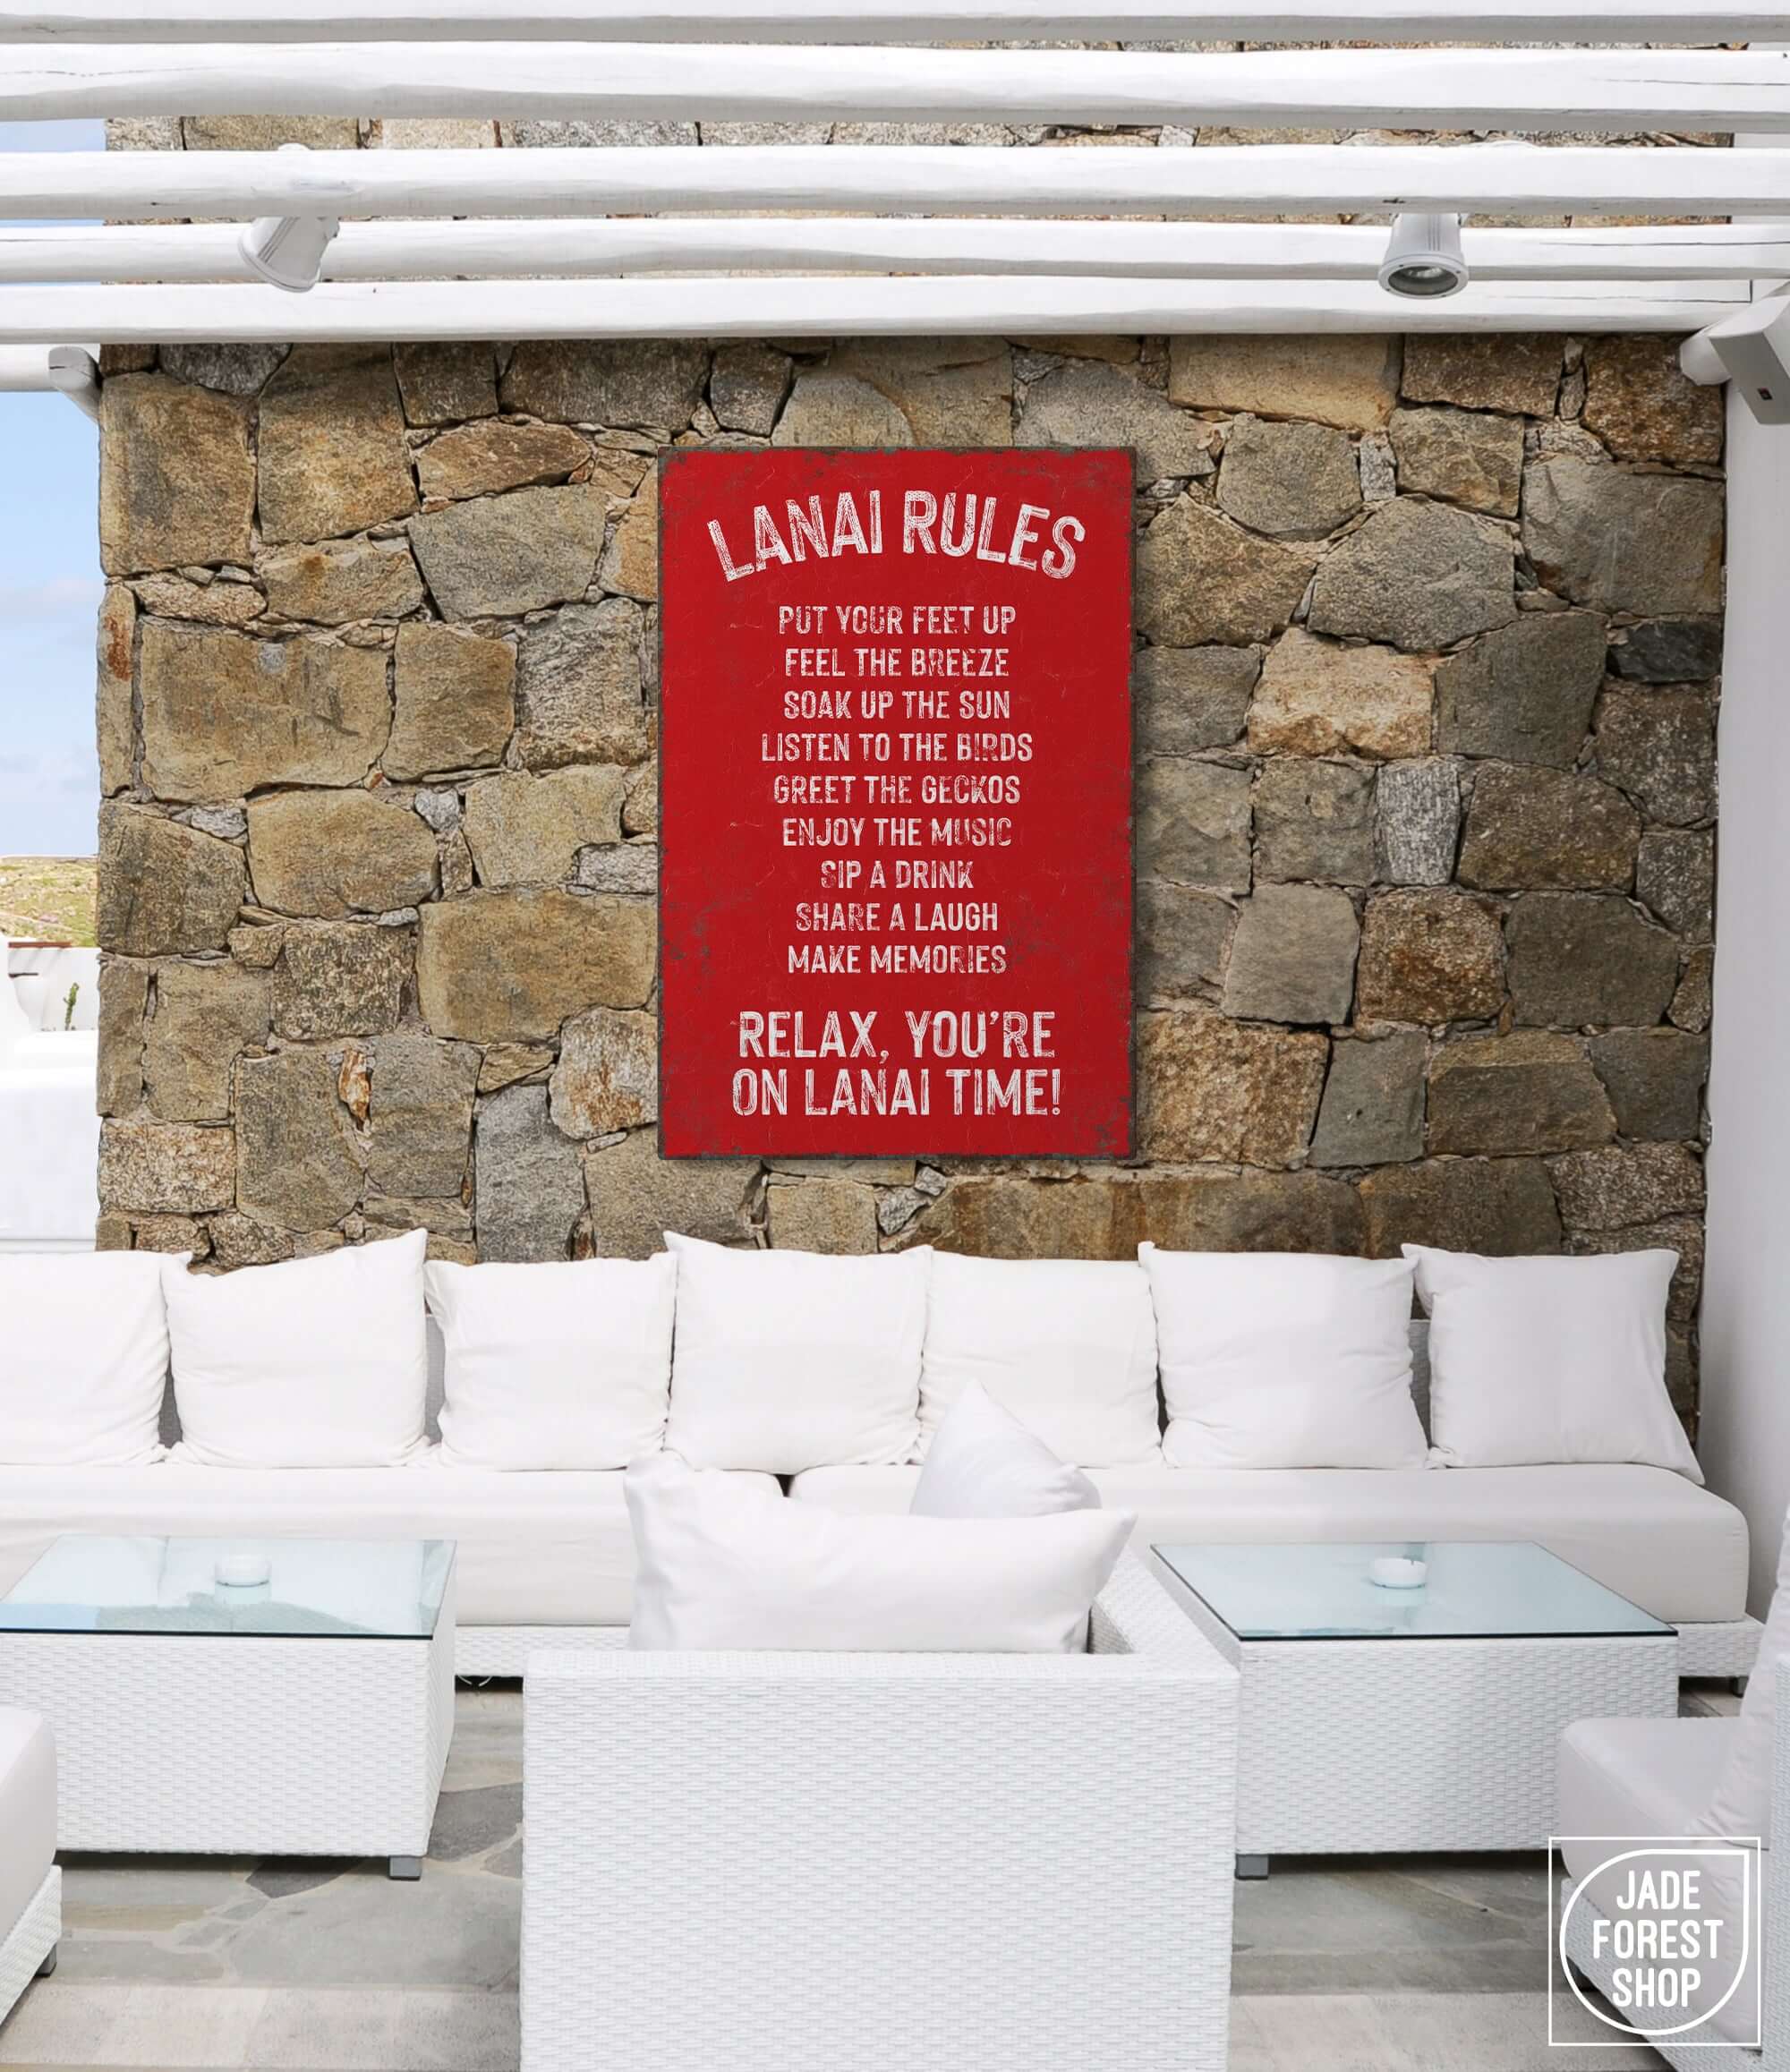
[520,1557,1239,2072]
[0,1867,58,2028]
[1676,1616,1763,1678]
[0,1579,456,1856]
[457,1625,626,1676]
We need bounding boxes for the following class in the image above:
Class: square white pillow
[1140,1243,1427,1471]
[1403,1245,1700,1479]
[166,1230,429,1469]
[910,1380,1100,1519]
[626,1449,1131,1650]
[663,1232,928,1472]
[0,1250,180,1465]
[918,1253,1161,1468]
[428,1254,676,1470]
[1704,1501,1790,1846]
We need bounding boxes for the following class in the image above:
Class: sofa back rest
[1408,1317,1431,1437]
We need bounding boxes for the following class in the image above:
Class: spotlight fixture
[1378,212,1469,300]
[238,144,339,293]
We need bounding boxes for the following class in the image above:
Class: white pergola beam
[0,276,1747,344]
[9,43,1790,132]
[2,217,1786,286]
[6,145,1786,221]
[2,0,1784,40]
[0,345,58,391]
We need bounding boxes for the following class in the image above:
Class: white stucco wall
[1696,387,1790,1616]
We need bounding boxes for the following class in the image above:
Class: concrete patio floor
[1,1684,1736,2072]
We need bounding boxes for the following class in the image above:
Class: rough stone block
[1374,759,1460,887]
[99,374,255,577]
[1608,618,1723,684]
[463,768,628,886]
[234,1049,361,1231]
[247,791,439,919]
[386,623,516,781]
[773,371,914,448]
[1308,498,1516,653]
[183,115,358,150]
[1137,1009,1327,1165]
[97,958,149,1118]
[1506,891,1681,1030]
[408,485,609,619]
[582,1128,757,1258]
[1588,1027,1709,1141]
[1522,454,1723,617]
[272,922,413,1040]
[1216,416,1361,538]
[259,537,425,626]
[550,1006,658,1136]
[1401,336,1561,417]
[99,1118,236,1215]
[1583,337,1725,468]
[1435,610,1606,768]
[1135,881,1235,1002]
[1592,686,1716,828]
[97,584,135,796]
[1670,945,1714,1033]
[1387,405,1524,517]
[416,421,591,505]
[623,762,658,837]
[515,599,651,769]
[598,462,658,603]
[1221,883,1359,1026]
[1427,1031,1615,1156]
[258,348,418,546]
[473,1082,584,1262]
[1136,756,1252,891]
[140,625,391,803]
[1168,335,1400,431]
[368,1034,481,1199]
[898,1174,1139,1259]
[1636,829,1714,941]
[1308,1030,1427,1169]
[576,843,659,897]
[1547,1141,1704,1231]
[206,1213,294,1269]
[159,344,285,398]
[1355,889,1505,1026]
[98,806,246,958]
[1135,644,1258,756]
[144,961,269,1123]
[1457,762,1640,892]
[1254,758,1376,883]
[766,1179,880,1255]
[1019,360,1212,483]
[499,341,710,430]
[132,572,266,630]
[1249,628,1433,761]
[1360,1155,1564,1258]
[417,891,656,1041]
[710,344,792,437]
[828,338,1013,447]
[394,344,499,426]
[1138,496,1317,647]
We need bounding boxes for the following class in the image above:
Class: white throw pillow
[0,1250,180,1465]
[166,1230,429,1469]
[428,1254,676,1470]
[1140,1243,1427,1471]
[626,1450,1131,1650]
[1704,1505,1790,1845]
[910,1380,1101,1519]
[1403,1246,1700,1479]
[662,1232,928,1472]
[918,1253,1160,1467]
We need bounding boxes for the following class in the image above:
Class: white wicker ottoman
[1155,1539,1680,1874]
[0,1535,456,1880]
[0,1707,59,2026]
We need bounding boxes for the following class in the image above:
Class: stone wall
[91,328,1721,1420]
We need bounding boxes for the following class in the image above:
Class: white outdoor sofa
[520,1554,1240,2072]
[0,1707,59,2029]
[0,1321,1756,1679]
[1558,1666,1787,2065]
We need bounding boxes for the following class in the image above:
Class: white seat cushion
[0,1458,778,1629]
[0,1706,55,1937]
[787,1461,1749,1625]
[1558,1718,1758,2048]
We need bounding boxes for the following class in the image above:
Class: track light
[237,144,338,293]
[1378,212,1469,300]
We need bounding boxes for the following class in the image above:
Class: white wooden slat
[0,275,1748,344]
[0,345,56,391]
[4,217,1787,285]
[2,0,1783,41]
[4,145,1785,221]
[8,42,1790,132]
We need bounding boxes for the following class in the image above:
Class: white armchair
[521,1555,1240,2072]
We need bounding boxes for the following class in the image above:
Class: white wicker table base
[0,1581,456,1878]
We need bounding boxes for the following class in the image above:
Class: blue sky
[1,119,107,857]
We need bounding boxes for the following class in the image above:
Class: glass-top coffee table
[0,1535,456,1879]
[1155,1540,1678,1876]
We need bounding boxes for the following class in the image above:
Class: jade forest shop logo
[1548,1839,1760,2050]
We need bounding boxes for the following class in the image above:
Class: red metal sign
[659,447,1133,1158]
